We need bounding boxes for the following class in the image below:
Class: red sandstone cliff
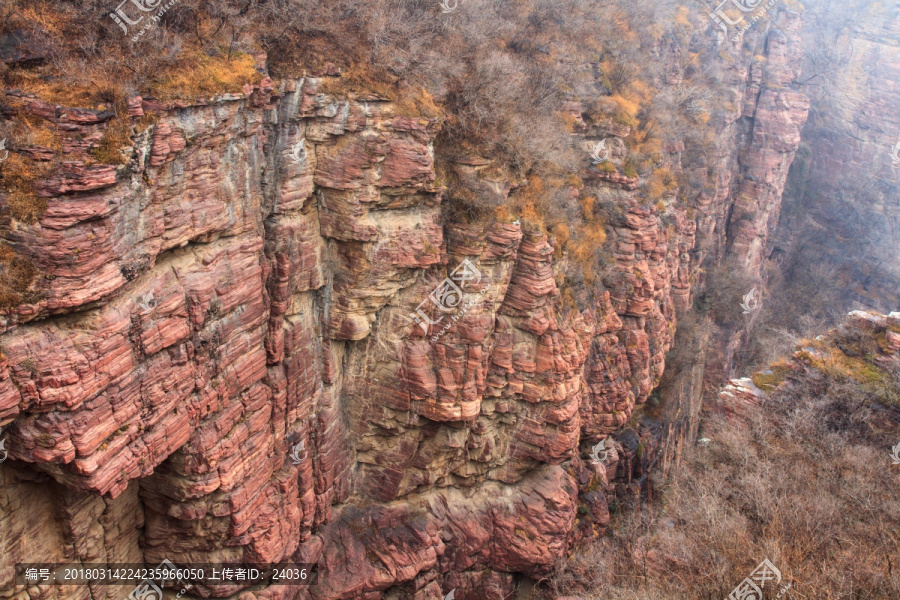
[0,5,888,600]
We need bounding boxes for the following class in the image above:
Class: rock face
[651,11,814,449]
[0,76,614,600]
[768,4,900,315]
[0,13,859,600]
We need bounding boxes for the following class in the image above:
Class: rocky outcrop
[719,310,900,410]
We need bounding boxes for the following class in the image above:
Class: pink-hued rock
[149,121,187,167]
[0,13,822,595]
[725,14,810,278]
[587,169,640,190]
[307,465,575,600]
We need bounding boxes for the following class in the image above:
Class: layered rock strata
[0,16,816,600]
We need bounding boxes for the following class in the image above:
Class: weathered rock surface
[0,15,830,600]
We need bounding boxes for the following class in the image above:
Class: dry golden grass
[148,51,262,102]
[318,63,399,101]
[392,86,442,119]
[91,95,132,165]
[646,167,678,200]
[0,152,49,223]
[597,160,617,173]
[751,359,795,392]
[1,61,127,110]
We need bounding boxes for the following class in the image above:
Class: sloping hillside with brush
[550,311,900,600]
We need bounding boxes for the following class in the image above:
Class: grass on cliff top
[147,51,262,102]
[3,49,261,107]
[3,49,261,166]
[319,67,443,119]
[2,66,112,109]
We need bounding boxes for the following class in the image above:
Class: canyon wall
[0,7,879,599]
[763,2,900,334]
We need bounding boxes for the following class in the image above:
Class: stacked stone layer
[0,19,818,599]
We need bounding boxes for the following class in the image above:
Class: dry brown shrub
[0,242,37,309]
[549,343,900,599]
[148,51,262,102]
[0,152,50,224]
